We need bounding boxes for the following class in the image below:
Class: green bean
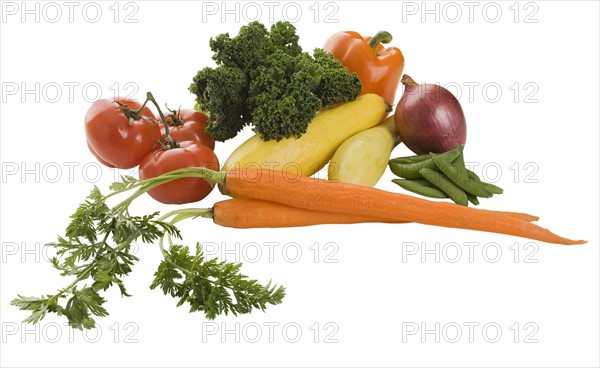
[482,182,504,194]
[389,159,437,179]
[462,168,503,194]
[451,149,480,182]
[430,153,493,198]
[409,178,443,189]
[458,166,503,194]
[452,149,465,167]
[388,146,463,179]
[466,193,480,206]
[392,179,448,199]
[419,168,468,206]
[389,153,432,165]
[465,168,481,182]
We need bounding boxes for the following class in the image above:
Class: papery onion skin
[394,75,467,154]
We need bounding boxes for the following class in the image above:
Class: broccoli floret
[267,21,302,56]
[189,21,362,142]
[312,48,362,108]
[248,51,322,140]
[190,66,249,141]
[209,21,270,74]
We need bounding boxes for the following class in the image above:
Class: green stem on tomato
[113,98,152,127]
[163,105,185,127]
[144,92,179,149]
[131,98,151,115]
[121,92,180,149]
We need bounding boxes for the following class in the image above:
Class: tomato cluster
[84,97,219,204]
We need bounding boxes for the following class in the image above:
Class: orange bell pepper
[323,31,405,105]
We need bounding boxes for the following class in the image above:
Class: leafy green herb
[151,243,285,319]
[12,171,285,329]
[189,21,361,142]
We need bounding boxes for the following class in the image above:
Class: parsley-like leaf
[13,173,286,330]
[151,243,285,319]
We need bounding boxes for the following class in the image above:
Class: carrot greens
[11,177,285,330]
[13,165,585,329]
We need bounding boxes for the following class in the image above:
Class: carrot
[212,198,537,228]
[223,168,585,245]
[213,199,401,228]
[498,212,539,222]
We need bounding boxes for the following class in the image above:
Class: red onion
[394,74,467,154]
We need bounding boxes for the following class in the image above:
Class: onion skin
[394,75,466,154]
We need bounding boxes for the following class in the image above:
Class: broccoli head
[267,21,302,56]
[189,21,362,142]
[312,48,362,108]
[209,21,301,75]
[209,21,270,75]
[248,51,322,140]
[190,66,250,141]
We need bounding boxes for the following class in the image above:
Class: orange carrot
[478,210,539,222]
[213,199,401,228]
[223,168,585,245]
[212,199,537,228]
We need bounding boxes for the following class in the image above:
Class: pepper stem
[368,31,393,50]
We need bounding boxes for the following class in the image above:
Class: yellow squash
[328,116,400,187]
[223,94,387,176]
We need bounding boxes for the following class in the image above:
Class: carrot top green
[12,165,586,330]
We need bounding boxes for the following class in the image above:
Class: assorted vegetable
[84,98,160,169]
[220,168,584,245]
[216,198,540,226]
[389,146,462,179]
[139,141,219,204]
[14,21,587,330]
[212,198,402,228]
[394,74,467,154]
[323,30,405,105]
[12,177,284,329]
[328,116,400,186]
[160,109,215,150]
[12,164,582,329]
[389,145,502,206]
[87,141,116,168]
[85,92,220,205]
[223,93,388,177]
[189,21,361,142]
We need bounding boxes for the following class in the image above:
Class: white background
[1,1,599,367]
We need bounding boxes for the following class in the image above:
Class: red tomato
[87,141,116,168]
[85,98,160,169]
[138,141,220,204]
[161,109,215,150]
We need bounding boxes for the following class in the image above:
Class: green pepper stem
[368,31,393,50]
[384,101,393,112]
